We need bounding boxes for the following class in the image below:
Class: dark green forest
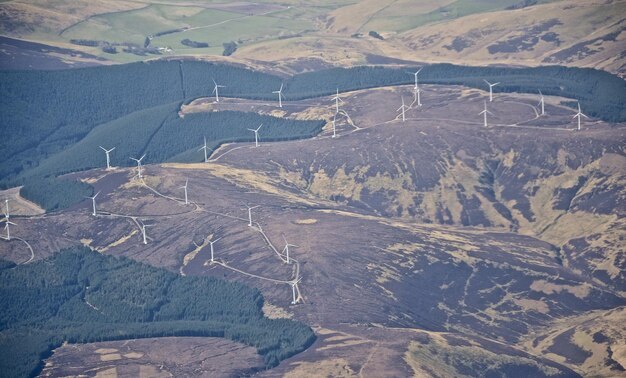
[20,176,93,212]
[1,60,624,211]
[0,247,316,377]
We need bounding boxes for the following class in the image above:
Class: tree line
[1,60,623,209]
[0,247,316,377]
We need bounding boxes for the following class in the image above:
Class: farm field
[1,0,624,75]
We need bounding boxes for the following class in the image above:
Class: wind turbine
[290,277,302,305]
[247,124,262,147]
[484,79,499,102]
[139,220,153,245]
[85,191,101,216]
[331,114,337,138]
[397,96,407,122]
[538,90,545,116]
[180,179,188,205]
[4,199,9,219]
[198,137,209,163]
[212,79,225,102]
[272,83,284,108]
[479,101,493,127]
[3,219,16,241]
[245,205,259,227]
[408,67,423,89]
[573,102,588,131]
[413,85,422,107]
[331,88,344,113]
[282,235,298,264]
[130,154,146,178]
[208,236,222,263]
[99,146,115,169]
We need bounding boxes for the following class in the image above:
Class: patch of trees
[23,102,323,179]
[223,41,237,56]
[122,44,162,56]
[69,39,101,47]
[181,39,209,48]
[505,0,538,10]
[0,248,316,377]
[153,28,186,37]
[20,176,93,212]
[368,31,384,40]
[102,45,117,54]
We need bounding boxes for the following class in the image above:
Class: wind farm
[1,2,625,377]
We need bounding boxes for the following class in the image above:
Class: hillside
[1,0,624,77]
[1,82,624,376]
[2,60,624,191]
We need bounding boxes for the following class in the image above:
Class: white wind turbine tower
[245,205,259,227]
[331,114,337,138]
[290,277,302,305]
[85,191,101,216]
[272,83,284,108]
[331,88,344,113]
[484,79,499,102]
[282,235,298,264]
[208,236,222,263]
[247,124,262,147]
[397,96,408,122]
[130,154,146,178]
[479,101,493,127]
[538,90,545,116]
[99,146,115,169]
[212,79,225,102]
[3,219,16,241]
[573,102,588,131]
[180,179,188,205]
[198,137,209,163]
[408,67,423,89]
[4,199,9,219]
[139,220,153,245]
[413,85,422,107]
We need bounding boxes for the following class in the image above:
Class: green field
[59,3,314,62]
[363,0,561,33]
